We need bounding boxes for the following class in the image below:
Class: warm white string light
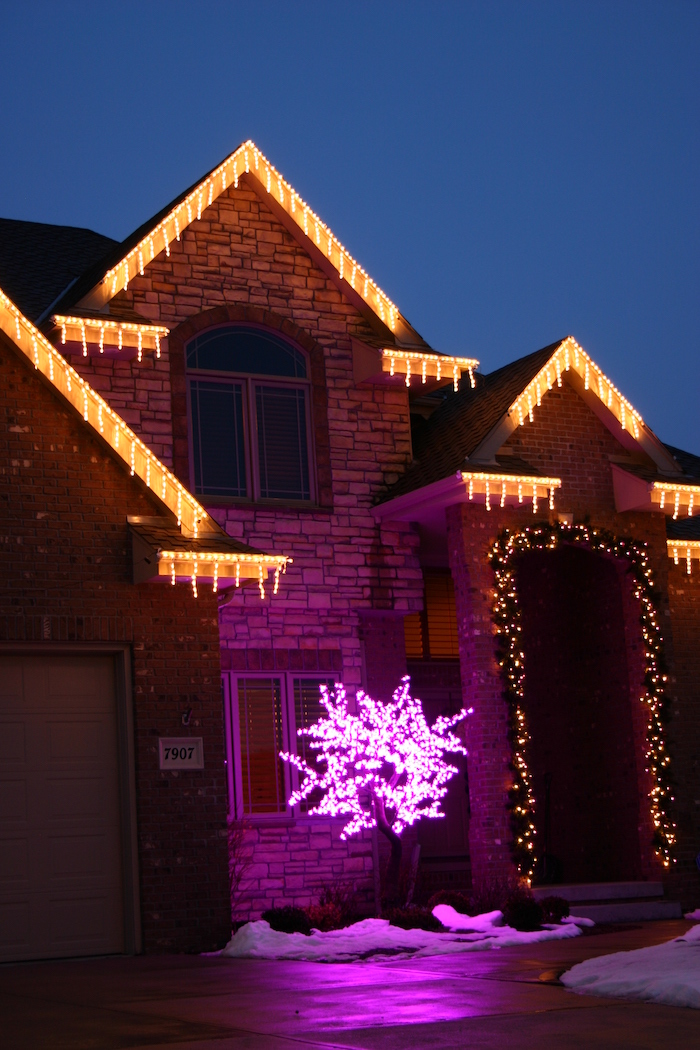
[96,141,403,335]
[382,348,478,387]
[510,337,643,442]
[494,523,676,874]
[461,471,561,512]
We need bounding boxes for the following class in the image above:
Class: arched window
[186,325,313,502]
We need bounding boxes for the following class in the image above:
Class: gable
[55,141,425,349]
[0,286,289,592]
[502,376,642,517]
[106,179,383,352]
[470,337,679,476]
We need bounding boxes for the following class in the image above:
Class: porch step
[566,900,682,923]
[532,881,664,903]
[531,881,682,923]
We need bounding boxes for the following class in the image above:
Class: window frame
[185,324,317,506]
[224,671,337,821]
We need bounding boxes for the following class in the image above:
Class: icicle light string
[491,522,676,876]
[382,348,478,389]
[461,471,561,513]
[52,316,169,359]
[653,481,700,519]
[0,291,298,595]
[96,140,407,336]
[667,540,700,576]
[511,337,642,441]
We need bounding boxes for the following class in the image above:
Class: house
[1,141,698,961]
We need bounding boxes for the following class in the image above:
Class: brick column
[446,503,516,885]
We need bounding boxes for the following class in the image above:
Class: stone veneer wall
[233,821,375,922]
[66,180,424,691]
[61,179,426,915]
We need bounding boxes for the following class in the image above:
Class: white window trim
[223,671,336,821]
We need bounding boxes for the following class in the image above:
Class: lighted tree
[280,676,469,903]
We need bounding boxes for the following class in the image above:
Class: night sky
[1,2,697,451]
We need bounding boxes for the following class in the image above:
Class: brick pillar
[446,503,516,885]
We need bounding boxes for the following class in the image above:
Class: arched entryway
[515,544,642,883]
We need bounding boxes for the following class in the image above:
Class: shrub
[539,896,570,924]
[470,872,523,915]
[387,906,444,932]
[261,906,311,936]
[306,900,345,932]
[502,886,544,931]
[306,883,359,932]
[427,890,473,914]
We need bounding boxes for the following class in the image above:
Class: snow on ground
[562,922,700,1010]
[219,911,584,963]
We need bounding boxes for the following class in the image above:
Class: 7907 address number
[158,737,204,770]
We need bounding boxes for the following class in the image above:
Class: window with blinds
[230,675,335,818]
[186,324,313,503]
[293,678,334,813]
[404,571,460,660]
[236,678,287,815]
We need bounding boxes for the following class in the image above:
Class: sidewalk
[2,920,698,1049]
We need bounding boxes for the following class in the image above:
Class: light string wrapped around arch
[490,521,676,877]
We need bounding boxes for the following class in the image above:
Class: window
[404,571,460,660]
[225,674,335,818]
[187,325,313,502]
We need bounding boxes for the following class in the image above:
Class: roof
[127,517,268,558]
[0,283,289,585]
[384,341,563,500]
[50,140,435,349]
[664,444,700,480]
[0,218,117,322]
[667,516,700,541]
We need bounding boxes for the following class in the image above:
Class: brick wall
[446,379,684,895]
[0,334,230,952]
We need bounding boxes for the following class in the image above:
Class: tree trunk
[373,794,402,907]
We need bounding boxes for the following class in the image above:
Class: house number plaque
[159,737,204,770]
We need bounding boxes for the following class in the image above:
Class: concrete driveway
[2,920,698,1049]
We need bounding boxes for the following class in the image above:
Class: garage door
[0,654,125,961]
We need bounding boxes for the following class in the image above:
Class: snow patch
[219,911,584,962]
[562,923,700,1010]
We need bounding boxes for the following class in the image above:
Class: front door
[516,545,642,884]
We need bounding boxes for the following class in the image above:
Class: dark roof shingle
[0,218,117,321]
[381,340,564,501]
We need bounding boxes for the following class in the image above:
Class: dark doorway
[516,545,642,884]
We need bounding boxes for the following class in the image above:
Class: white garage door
[0,654,125,961]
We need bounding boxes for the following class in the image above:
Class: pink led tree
[280,676,469,903]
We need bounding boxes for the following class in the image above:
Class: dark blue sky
[2,2,697,450]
